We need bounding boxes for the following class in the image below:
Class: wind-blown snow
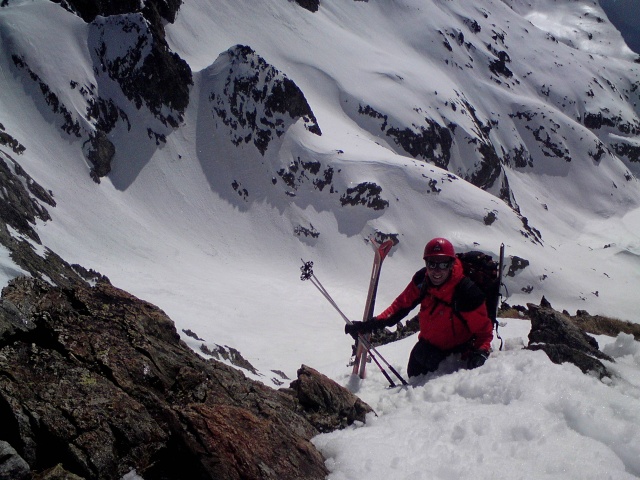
[2,0,640,478]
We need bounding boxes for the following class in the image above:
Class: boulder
[526,300,613,378]
[288,365,374,432]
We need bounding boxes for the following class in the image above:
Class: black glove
[466,350,489,369]
[344,318,381,339]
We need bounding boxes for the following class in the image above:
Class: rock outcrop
[206,44,321,156]
[0,277,370,479]
[526,298,613,378]
[288,364,373,432]
[0,152,106,289]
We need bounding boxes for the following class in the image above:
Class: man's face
[426,258,453,286]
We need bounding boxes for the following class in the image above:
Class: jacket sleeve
[461,303,494,351]
[375,269,425,325]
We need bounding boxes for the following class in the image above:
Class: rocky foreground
[0,277,371,480]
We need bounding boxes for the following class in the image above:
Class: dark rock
[90,13,192,129]
[0,154,105,288]
[199,343,259,374]
[0,440,30,480]
[339,182,389,210]
[51,0,183,28]
[0,153,51,243]
[276,157,334,193]
[358,104,453,169]
[612,141,640,163]
[526,302,613,378]
[86,130,115,182]
[294,223,320,239]
[288,365,373,432]
[506,255,529,277]
[483,211,497,225]
[0,123,26,155]
[182,328,204,341]
[456,99,503,191]
[0,277,330,480]
[540,296,552,308]
[356,98,508,195]
[292,0,320,12]
[208,45,321,156]
[489,50,513,78]
[52,0,142,23]
[11,55,83,138]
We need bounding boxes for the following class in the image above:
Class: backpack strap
[452,277,485,312]
[414,277,481,332]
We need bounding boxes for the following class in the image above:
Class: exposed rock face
[292,0,320,12]
[10,1,192,181]
[339,181,389,210]
[0,152,53,244]
[89,13,192,128]
[0,441,30,480]
[0,277,348,480]
[86,130,115,182]
[288,365,373,432]
[0,151,104,288]
[357,104,453,172]
[207,45,321,156]
[527,300,613,378]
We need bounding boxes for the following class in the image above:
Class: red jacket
[376,258,493,352]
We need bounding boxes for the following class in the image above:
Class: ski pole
[305,270,404,387]
[495,243,505,350]
[300,260,408,386]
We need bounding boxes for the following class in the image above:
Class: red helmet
[423,237,455,259]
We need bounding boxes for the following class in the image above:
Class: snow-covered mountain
[2,0,638,375]
[2,0,640,478]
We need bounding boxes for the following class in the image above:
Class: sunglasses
[426,260,452,270]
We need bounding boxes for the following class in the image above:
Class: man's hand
[344,318,380,339]
[466,350,489,369]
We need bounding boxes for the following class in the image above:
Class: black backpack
[455,248,504,349]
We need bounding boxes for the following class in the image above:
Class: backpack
[454,249,504,349]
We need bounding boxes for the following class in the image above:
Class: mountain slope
[0,0,639,382]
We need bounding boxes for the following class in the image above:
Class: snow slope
[313,321,640,480]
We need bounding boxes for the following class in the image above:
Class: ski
[299,258,408,388]
[351,237,395,379]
